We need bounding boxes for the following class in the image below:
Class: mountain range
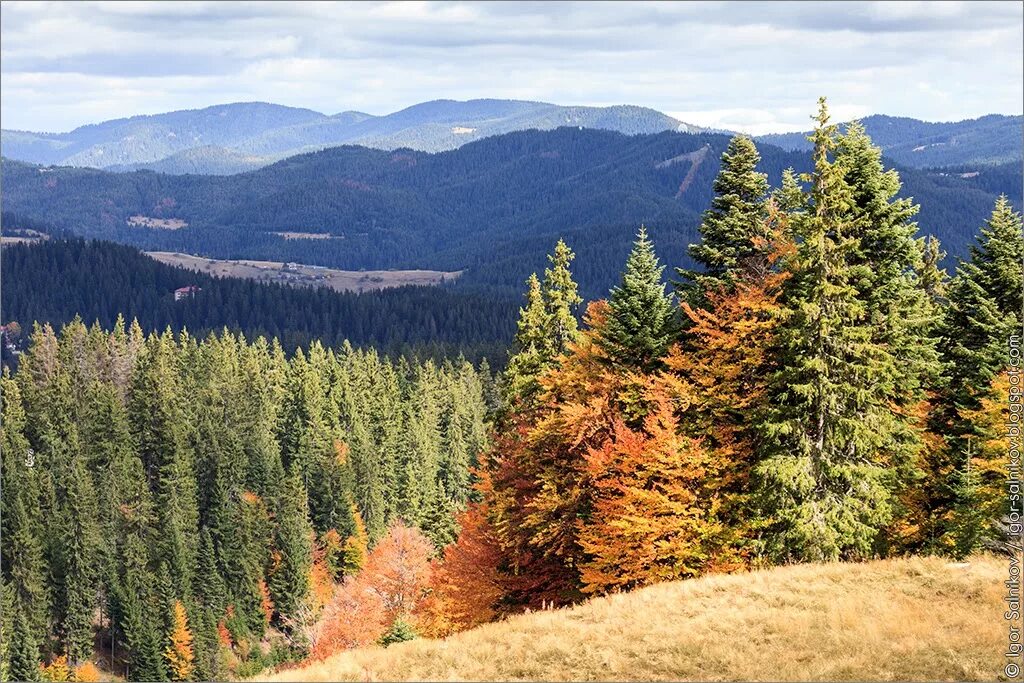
[4,126,1020,300]
[0,99,699,175]
[757,113,1023,168]
[6,100,1020,177]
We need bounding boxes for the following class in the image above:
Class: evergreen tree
[755,98,896,562]
[773,168,805,213]
[270,467,313,626]
[504,241,582,403]
[596,226,675,371]
[0,373,50,652]
[8,605,40,683]
[682,135,769,294]
[542,239,583,356]
[60,454,101,663]
[129,332,199,601]
[0,576,11,682]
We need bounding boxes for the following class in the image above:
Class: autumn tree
[362,521,434,624]
[420,502,504,636]
[164,600,195,681]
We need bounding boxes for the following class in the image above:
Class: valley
[145,251,461,293]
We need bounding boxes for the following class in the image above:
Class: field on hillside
[146,252,461,293]
[259,555,1004,682]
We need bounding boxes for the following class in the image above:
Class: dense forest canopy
[0,239,516,365]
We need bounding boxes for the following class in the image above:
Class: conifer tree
[9,605,40,683]
[755,98,896,562]
[342,506,369,576]
[164,600,195,681]
[542,239,583,356]
[270,467,313,626]
[916,235,949,304]
[60,454,101,663]
[773,168,805,213]
[0,373,51,652]
[129,333,199,600]
[926,198,1024,548]
[113,536,166,682]
[504,242,582,403]
[596,226,675,371]
[683,135,769,294]
[0,576,11,682]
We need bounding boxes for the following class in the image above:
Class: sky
[1,1,1022,135]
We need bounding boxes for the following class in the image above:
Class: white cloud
[1,0,1020,133]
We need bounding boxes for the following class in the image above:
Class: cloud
[1,0,1020,133]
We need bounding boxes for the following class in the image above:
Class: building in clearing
[174,285,201,301]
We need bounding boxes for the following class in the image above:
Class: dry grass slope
[258,555,1005,682]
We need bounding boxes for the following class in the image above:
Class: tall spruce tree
[270,467,313,625]
[542,240,583,356]
[0,373,50,655]
[682,135,769,295]
[597,226,676,371]
[504,241,582,403]
[927,197,1023,549]
[755,98,897,562]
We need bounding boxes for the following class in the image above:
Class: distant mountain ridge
[1,99,701,174]
[757,113,1023,168]
[3,127,1020,300]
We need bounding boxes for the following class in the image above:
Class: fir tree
[597,226,675,371]
[270,467,313,626]
[683,135,769,294]
[755,98,896,562]
[8,605,40,683]
[542,239,583,356]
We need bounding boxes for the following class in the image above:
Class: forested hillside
[1,322,493,680]
[0,239,516,363]
[2,127,1020,299]
[759,113,1023,167]
[1,100,1021,683]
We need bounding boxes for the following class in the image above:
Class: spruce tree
[597,226,676,371]
[0,373,51,652]
[683,135,769,294]
[504,273,551,402]
[542,239,583,356]
[270,466,313,626]
[755,98,896,562]
[60,454,101,663]
[8,605,40,682]
[504,241,582,403]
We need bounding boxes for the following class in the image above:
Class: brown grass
[257,555,1005,682]
[145,252,461,293]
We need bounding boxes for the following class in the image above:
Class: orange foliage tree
[362,520,434,623]
[164,600,196,681]
[420,500,504,637]
[488,301,630,607]
[577,384,740,594]
[73,661,101,682]
[308,577,386,660]
[39,656,72,682]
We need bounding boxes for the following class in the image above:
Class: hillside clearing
[145,252,461,293]
[258,555,1004,682]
